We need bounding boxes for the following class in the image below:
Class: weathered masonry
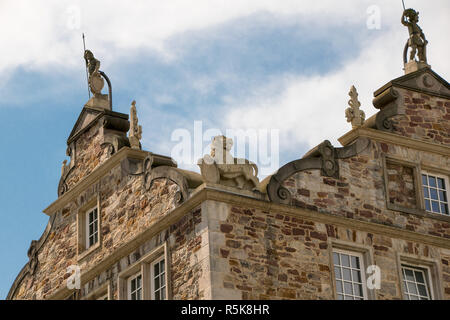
[7,8,450,300]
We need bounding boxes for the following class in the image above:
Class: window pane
[422,175,427,186]
[423,187,429,198]
[336,281,343,294]
[341,254,350,267]
[432,201,440,212]
[430,188,438,200]
[155,290,160,300]
[425,199,431,211]
[131,279,136,291]
[404,269,414,282]
[352,270,362,283]
[161,274,165,287]
[410,295,419,300]
[161,289,166,300]
[161,260,165,270]
[334,267,341,280]
[343,268,352,281]
[154,262,160,275]
[344,282,353,295]
[414,271,425,284]
[407,282,417,295]
[350,256,360,269]
[353,284,363,297]
[333,253,339,265]
[417,284,427,297]
[137,289,141,300]
[429,176,436,188]
[137,275,141,287]
[439,190,447,202]
[441,204,449,215]
[155,276,160,290]
[337,294,344,300]
[344,295,354,300]
[437,178,445,189]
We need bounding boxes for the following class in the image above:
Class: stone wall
[65,120,110,190]
[281,140,450,239]
[11,158,187,299]
[78,207,207,301]
[209,203,450,300]
[391,89,450,146]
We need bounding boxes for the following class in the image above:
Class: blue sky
[0,0,448,299]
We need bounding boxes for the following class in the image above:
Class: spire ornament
[129,100,142,150]
[345,85,365,129]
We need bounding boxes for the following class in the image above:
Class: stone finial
[198,136,260,191]
[129,100,142,150]
[401,8,430,74]
[345,85,365,129]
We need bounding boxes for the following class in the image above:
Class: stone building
[7,9,450,300]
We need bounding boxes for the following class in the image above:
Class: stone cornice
[47,183,450,300]
[43,147,149,216]
[338,127,450,156]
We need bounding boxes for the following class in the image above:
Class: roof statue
[345,85,365,129]
[129,100,142,150]
[198,136,260,191]
[83,49,113,110]
[402,8,430,74]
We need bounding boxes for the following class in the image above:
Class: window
[422,172,449,215]
[86,207,99,248]
[151,257,166,300]
[118,243,169,300]
[77,198,101,260]
[401,265,432,300]
[128,272,143,300]
[333,250,367,300]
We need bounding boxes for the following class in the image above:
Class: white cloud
[3,0,443,74]
[224,1,449,154]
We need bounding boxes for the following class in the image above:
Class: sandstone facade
[7,63,450,301]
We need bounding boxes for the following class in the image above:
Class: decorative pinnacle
[345,85,365,129]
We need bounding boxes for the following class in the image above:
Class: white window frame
[150,255,166,300]
[127,272,143,300]
[118,243,170,300]
[421,171,449,216]
[85,206,99,249]
[401,264,434,300]
[97,293,109,300]
[332,248,368,300]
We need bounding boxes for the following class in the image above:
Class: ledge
[338,127,450,156]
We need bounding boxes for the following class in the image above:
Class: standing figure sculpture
[84,50,104,97]
[401,8,428,64]
[129,100,142,150]
[83,49,113,110]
